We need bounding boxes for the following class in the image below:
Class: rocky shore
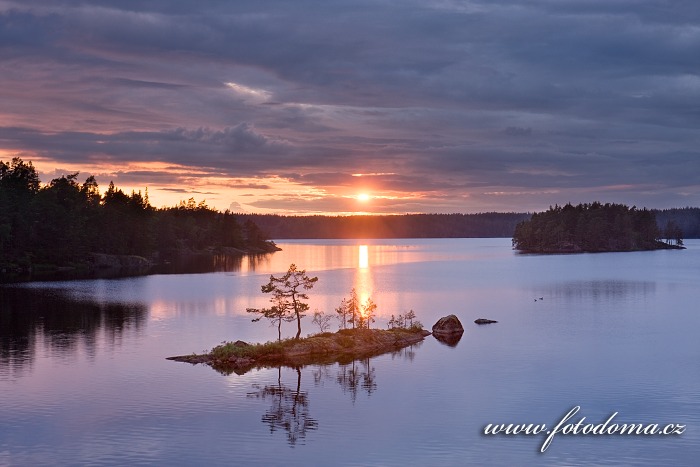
[1,243,281,282]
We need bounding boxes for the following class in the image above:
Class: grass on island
[169,325,429,374]
[208,325,427,361]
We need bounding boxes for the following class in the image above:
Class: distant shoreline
[241,208,700,240]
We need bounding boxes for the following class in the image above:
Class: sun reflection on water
[358,245,369,269]
[355,245,374,319]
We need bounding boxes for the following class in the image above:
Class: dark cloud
[1,0,699,212]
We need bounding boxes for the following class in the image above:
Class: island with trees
[0,158,278,280]
[512,202,685,253]
[168,264,430,374]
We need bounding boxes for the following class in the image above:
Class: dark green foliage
[0,158,270,270]
[512,202,681,253]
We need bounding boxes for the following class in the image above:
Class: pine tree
[251,264,318,340]
[361,298,377,329]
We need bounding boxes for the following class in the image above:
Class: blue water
[1,239,699,466]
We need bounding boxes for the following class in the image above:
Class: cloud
[228,201,247,213]
[1,0,699,213]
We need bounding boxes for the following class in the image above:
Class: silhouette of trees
[247,294,294,342]
[337,288,361,329]
[335,291,379,329]
[388,310,423,331]
[0,158,273,273]
[357,298,377,329]
[404,309,416,327]
[239,212,531,239]
[249,264,318,340]
[663,220,684,246]
[655,207,699,239]
[0,158,40,264]
[238,209,700,240]
[311,310,332,333]
[335,298,350,330]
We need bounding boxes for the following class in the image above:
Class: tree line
[240,212,531,239]
[0,157,274,272]
[512,202,683,253]
[240,208,699,240]
[655,207,700,239]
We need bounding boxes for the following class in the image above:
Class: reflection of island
[247,367,318,446]
[247,343,421,446]
[0,287,147,376]
[336,358,377,402]
[169,328,431,445]
[386,340,423,363]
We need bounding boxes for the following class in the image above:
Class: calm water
[1,238,699,466]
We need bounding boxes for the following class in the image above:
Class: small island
[168,327,431,375]
[168,265,436,374]
[512,202,685,253]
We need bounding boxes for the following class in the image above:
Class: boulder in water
[432,315,464,335]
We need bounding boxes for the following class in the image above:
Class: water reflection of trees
[0,287,146,377]
[333,342,420,402]
[247,343,420,446]
[151,253,270,275]
[335,358,377,403]
[247,367,319,446]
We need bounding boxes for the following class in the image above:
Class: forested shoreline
[240,212,531,239]
[241,207,700,240]
[3,158,699,278]
[0,158,277,277]
[512,202,685,253]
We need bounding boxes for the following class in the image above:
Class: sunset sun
[357,193,371,202]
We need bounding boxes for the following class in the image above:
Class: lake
[1,238,699,466]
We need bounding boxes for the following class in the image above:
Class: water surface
[1,239,699,466]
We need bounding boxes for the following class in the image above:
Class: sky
[1,0,699,214]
